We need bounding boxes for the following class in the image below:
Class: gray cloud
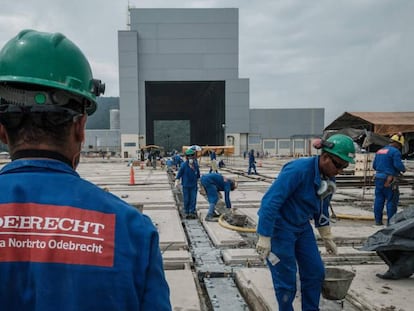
[0,0,413,124]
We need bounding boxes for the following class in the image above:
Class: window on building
[294,140,304,149]
[279,140,290,149]
[124,142,136,147]
[263,140,276,149]
[248,135,261,145]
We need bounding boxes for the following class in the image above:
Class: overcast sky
[0,0,413,124]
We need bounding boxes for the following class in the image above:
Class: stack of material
[354,153,375,177]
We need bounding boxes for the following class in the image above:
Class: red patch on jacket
[0,203,115,267]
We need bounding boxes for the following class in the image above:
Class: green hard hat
[322,134,355,164]
[185,148,195,156]
[0,29,105,115]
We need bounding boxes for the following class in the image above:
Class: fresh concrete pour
[70,157,413,310]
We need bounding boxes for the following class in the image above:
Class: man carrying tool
[175,148,200,219]
[200,173,237,222]
[373,133,406,226]
[0,30,171,310]
[256,134,355,311]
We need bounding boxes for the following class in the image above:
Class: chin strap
[12,149,73,168]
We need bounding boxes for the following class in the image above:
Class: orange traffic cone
[129,166,135,185]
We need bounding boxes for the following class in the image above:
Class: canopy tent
[323,128,390,151]
[325,112,414,136]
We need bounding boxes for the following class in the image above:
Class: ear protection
[317,180,336,199]
[312,138,334,150]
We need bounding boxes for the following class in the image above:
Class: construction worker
[373,133,406,225]
[0,30,171,310]
[200,173,237,222]
[175,148,200,219]
[248,149,258,175]
[256,134,355,311]
[209,149,218,173]
[172,151,183,170]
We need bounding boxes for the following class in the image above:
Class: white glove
[174,180,179,187]
[256,235,271,259]
[318,226,337,255]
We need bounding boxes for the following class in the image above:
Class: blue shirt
[248,152,255,164]
[373,145,406,179]
[0,159,171,311]
[257,156,332,236]
[200,173,233,208]
[176,160,200,187]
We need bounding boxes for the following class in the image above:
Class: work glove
[318,226,337,255]
[174,180,179,187]
[256,235,271,260]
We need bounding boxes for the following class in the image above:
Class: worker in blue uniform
[200,173,237,221]
[248,149,258,175]
[175,148,200,219]
[209,149,218,173]
[373,134,406,225]
[256,134,355,311]
[0,30,171,311]
[172,151,183,170]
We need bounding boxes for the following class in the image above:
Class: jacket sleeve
[392,150,406,173]
[257,163,302,236]
[176,164,184,180]
[140,228,172,310]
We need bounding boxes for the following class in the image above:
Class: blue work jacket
[257,156,332,236]
[373,146,406,179]
[200,173,232,208]
[176,160,200,187]
[248,152,255,165]
[0,159,171,311]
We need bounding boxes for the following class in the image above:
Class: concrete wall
[119,8,249,157]
[117,8,325,158]
[118,30,140,145]
[249,108,324,155]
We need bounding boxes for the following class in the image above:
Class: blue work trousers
[374,178,398,225]
[248,162,257,175]
[268,223,324,311]
[183,186,198,214]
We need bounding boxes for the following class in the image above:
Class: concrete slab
[231,190,266,202]
[162,250,193,270]
[110,189,175,207]
[165,269,201,311]
[199,211,246,248]
[345,264,413,311]
[238,207,259,224]
[144,209,188,251]
[235,267,359,310]
[222,248,262,266]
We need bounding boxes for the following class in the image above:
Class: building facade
[114,8,324,158]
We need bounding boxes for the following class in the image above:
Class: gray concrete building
[117,8,324,158]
